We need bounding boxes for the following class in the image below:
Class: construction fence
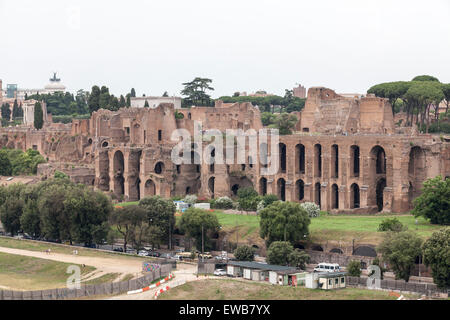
[346,276,448,298]
[0,264,172,300]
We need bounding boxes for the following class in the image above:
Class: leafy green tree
[88,85,101,113]
[1,103,11,122]
[126,94,131,107]
[288,249,310,269]
[144,100,149,108]
[378,218,407,232]
[441,83,450,115]
[139,196,176,248]
[54,171,69,179]
[269,113,298,135]
[0,183,26,236]
[0,150,12,176]
[347,260,362,277]
[266,241,294,265]
[110,206,144,252]
[178,208,220,251]
[181,77,214,106]
[119,95,126,108]
[412,75,440,82]
[20,200,41,238]
[99,86,111,109]
[261,112,277,126]
[259,201,310,246]
[377,231,423,282]
[237,187,260,211]
[130,88,136,98]
[260,194,279,208]
[422,229,450,289]
[34,102,44,129]
[12,100,21,120]
[234,245,255,261]
[412,176,449,225]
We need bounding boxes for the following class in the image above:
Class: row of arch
[258,177,387,211]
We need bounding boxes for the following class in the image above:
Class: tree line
[368,75,450,133]
[0,148,46,176]
[1,100,23,126]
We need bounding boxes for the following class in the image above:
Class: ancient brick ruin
[1,87,449,213]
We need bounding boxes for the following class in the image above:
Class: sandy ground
[0,246,145,281]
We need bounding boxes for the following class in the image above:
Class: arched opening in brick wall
[314,182,321,207]
[331,144,339,178]
[330,248,343,254]
[376,178,386,212]
[208,177,215,199]
[154,162,164,174]
[259,177,267,195]
[331,184,339,209]
[260,142,268,169]
[128,150,142,201]
[277,178,286,201]
[279,143,286,173]
[98,151,110,191]
[295,179,305,201]
[230,176,253,196]
[144,179,156,197]
[371,146,386,174]
[209,148,215,174]
[312,245,324,252]
[350,145,360,177]
[314,144,322,178]
[350,183,360,209]
[353,246,377,257]
[408,146,426,202]
[295,144,305,174]
[113,151,125,198]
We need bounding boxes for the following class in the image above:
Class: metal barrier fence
[0,264,172,300]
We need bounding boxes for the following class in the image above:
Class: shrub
[183,194,197,205]
[237,187,260,211]
[300,202,320,218]
[266,241,294,265]
[233,245,255,261]
[347,260,362,277]
[412,176,450,225]
[212,196,234,210]
[260,194,279,208]
[378,218,406,232]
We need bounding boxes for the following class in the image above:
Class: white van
[313,263,341,273]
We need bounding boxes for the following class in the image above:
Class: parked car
[172,255,182,261]
[84,243,96,248]
[113,247,124,252]
[213,269,227,276]
[150,251,161,257]
[314,263,341,273]
[138,250,149,256]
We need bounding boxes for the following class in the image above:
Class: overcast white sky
[1,0,449,97]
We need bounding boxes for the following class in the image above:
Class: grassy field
[211,211,444,245]
[0,252,95,290]
[83,273,121,285]
[158,279,416,300]
[0,237,150,262]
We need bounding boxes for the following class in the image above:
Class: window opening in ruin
[296,179,305,201]
[296,144,305,174]
[158,130,162,141]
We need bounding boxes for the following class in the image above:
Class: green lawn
[0,252,95,290]
[158,279,416,300]
[209,211,444,245]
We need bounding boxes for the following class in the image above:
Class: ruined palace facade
[1,87,449,213]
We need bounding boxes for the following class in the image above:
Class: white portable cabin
[251,270,263,281]
[243,268,252,280]
[269,271,278,284]
[305,273,319,289]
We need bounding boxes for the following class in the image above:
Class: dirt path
[108,263,200,300]
[0,246,144,277]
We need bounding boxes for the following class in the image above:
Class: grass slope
[158,279,412,300]
[0,252,95,290]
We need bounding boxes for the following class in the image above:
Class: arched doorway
[279,143,286,173]
[295,144,305,174]
[376,178,386,212]
[295,179,304,201]
[330,248,343,254]
[315,182,321,207]
[98,151,110,191]
[371,146,386,174]
[331,144,339,178]
[277,178,286,201]
[350,183,360,209]
[231,184,239,196]
[314,144,322,177]
[353,246,377,257]
[208,177,215,199]
[331,184,339,209]
[259,177,267,196]
[350,145,360,177]
[113,151,125,199]
[144,179,156,197]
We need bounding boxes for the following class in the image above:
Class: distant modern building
[1,73,67,101]
[130,96,182,109]
[293,84,307,99]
